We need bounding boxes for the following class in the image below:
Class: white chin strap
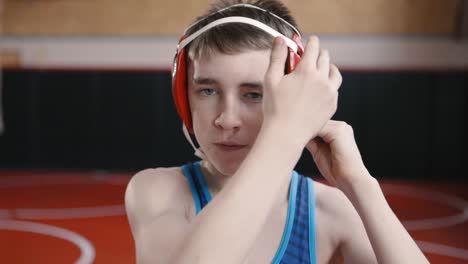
[182,124,207,160]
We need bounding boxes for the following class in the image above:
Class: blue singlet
[182,161,317,264]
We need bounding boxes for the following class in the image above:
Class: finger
[329,64,342,90]
[296,36,320,72]
[316,120,352,143]
[306,137,333,179]
[317,49,330,76]
[314,120,335,143]
[265,37,288,87]
[306,138,320,156]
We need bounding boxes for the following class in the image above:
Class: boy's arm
[306,120,429,264]
[125,168,192,264]
[341,175,429,264]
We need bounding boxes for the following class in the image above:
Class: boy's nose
[214,103,242,130]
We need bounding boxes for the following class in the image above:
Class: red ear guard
[172,35,193,133]
[286,34,304,73]
[172,33,304,133]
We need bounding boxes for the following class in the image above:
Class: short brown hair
[186,0,300,60]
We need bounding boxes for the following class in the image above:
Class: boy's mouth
[213,142,247,151]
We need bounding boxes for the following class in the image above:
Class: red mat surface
[0,170,466,263]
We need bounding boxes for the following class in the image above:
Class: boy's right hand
[262,36,342,148]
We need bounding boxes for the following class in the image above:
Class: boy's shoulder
[125,166,194,228]
[128,165,193,203]
[313,180,355,219]
[313,180,361,242]
[128,166,188,194]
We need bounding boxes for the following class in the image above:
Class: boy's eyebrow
[193,77,263,88]
[240,82,263,89]
[193,77,218,85]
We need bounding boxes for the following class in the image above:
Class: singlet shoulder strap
[181,162,202,215]
[181,161,213,215]
[192,161,213,203]
[272,174,317,264]
[276,173,311,263]
[307,177,317,264]
[271,171,299,263]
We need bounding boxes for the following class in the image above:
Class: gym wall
[2,0,460,34]
[0,0,466,179]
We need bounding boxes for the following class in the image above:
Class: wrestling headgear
[172,3,304,134]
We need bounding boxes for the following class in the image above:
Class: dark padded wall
[0,70,192,171]
[0,69,466,179]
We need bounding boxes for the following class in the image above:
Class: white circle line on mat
[0,205,126,220]
[0,176,127,188]
[0,210,12,219]
[0,174,127,220]
[417,240,468,260]
[0,219,95,264]
[12,205,126,220]
[383,185,468,230]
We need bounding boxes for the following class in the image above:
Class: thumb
[306,138,321,157]
[265,37,288,87]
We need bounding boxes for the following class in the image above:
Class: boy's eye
[199,88,217,96]
[245,92,263,100]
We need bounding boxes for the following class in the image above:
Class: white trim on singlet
[178,16,298,54]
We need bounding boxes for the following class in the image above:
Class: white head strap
[178,16,298,54]
[184,3,301,37]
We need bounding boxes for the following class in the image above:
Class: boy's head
[173,0,303,133]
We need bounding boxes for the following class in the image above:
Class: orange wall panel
[3,0,460,35]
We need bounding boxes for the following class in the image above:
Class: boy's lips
[213,142,248,151]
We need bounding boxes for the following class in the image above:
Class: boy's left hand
[305,120,372,190]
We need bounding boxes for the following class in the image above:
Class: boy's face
[188,49,271,176]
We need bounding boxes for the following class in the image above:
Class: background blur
[0,1,467,263]
[1,0,466,180]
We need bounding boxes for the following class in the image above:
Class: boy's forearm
[343,176,429,264]
[173,126,303,264]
